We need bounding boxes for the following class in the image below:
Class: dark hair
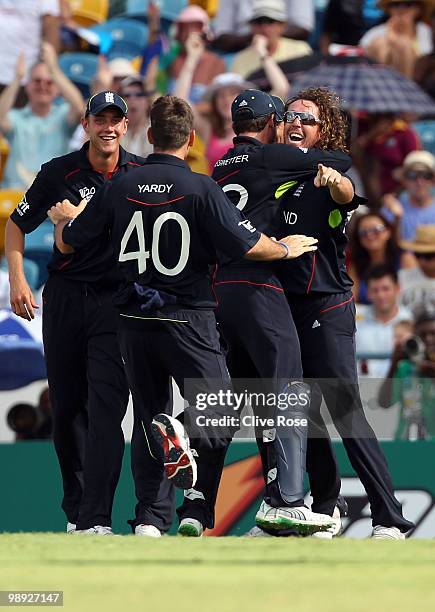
[150,95,193,150]
[348,212,400,280]
[414,307,435,326]
[232,115,271,136]
[366,264,398,285]
[286,87,349,152]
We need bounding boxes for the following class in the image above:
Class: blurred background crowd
[0,0,435,442]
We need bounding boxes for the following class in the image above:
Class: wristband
[278,241,289,259]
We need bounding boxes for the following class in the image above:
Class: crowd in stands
[1,0,435,440]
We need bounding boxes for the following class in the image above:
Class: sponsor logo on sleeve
[16,195,30,216]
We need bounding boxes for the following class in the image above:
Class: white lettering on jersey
[283,211,298,225]
[238,219,256,233]
[138,184,174,194]
[214,155,249,168]
[16,195,30,216]
[79,186,96,202]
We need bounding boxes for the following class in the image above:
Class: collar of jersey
[146,153,191,169]
[233,135,262,147]
[77,142,129,169]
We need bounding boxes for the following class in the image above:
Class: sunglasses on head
[283,111,321,125]
[404,170,434,181]
[251,16,279,25]
[358,224,386,238]
[121,92,147,98]
[415,252,435,260]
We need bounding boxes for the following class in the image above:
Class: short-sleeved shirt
[0,0,60,85]
[276,176,365,295]
[381,193,435,241]
[10,143,146,284]
[63,153,261,312]
[213,0,315,37]
[211,136,351,282]
[2,103,77,190]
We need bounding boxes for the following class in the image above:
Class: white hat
[108,58,136,79]
[403,150,435,172]
[251,0,287,22]
[203,73,254,101]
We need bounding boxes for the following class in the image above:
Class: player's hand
[314,164,342,189]
[48,199,87,224]
[15,52,26,82]
[279,234,318,259]
[10,278,39,321]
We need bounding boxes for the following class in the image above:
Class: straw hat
[400,225,435,253]
[394,150,435,182]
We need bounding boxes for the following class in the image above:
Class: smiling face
[284,99,321,149]
[357,215,391,252]
[82,108,128,157]
[367,274,399,315]
[26,63,59,108]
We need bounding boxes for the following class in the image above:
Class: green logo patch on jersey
[275,180,298,199]
[328,208,342,228]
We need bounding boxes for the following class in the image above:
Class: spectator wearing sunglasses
[360,0,433,78]
[230,0,312,80]
[399,225,435,312]
[0,43,84,190]
[118,76,154,159]
[381,151,435,244]
[347,212,406,304]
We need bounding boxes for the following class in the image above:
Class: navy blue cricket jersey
[10,143,145,284]
[211,136,351,281]
[63,153,261,312]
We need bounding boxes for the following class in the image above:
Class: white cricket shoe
[255,501,334,535]
[75,526,114,535]
[135,524,161,538]
[66,522,76,534]
[151,414,197,489]
[371,525,405,540]
[311,506,342,539]
[178,518,203,537]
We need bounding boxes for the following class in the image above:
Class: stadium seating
[0,257,39,292]
[69,0,109,27]
[0,137,9,183]
[23,220,54,288]
[90,18,149,60]
[125,0,188,22]
[58,52,99,98]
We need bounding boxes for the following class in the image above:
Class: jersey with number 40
[63,154,261,311]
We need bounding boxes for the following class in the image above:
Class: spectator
[381,151,435,244]
[360,0,433,78]
[352,113,420,204]
[230,0,312,79]
[320,0,376,53]
[356,265,412,376]
[0,44,84,190]
[6,403,38,441]
[173,32,288,171]
[118,76,153,159]
[213,0,315,51]
[164,5,225,104]
[378,308,435,439]
[414,4,435,98]
[348,211,405,303]
[399,225,435,312]
[0,0,60,107]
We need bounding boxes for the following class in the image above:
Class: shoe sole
[256,516,334,536]
[178,524,202,537]
[151,415,197,489]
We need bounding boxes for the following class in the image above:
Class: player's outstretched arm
[5,219,39,320]
[314,164,354,205]
[245,233,317,261]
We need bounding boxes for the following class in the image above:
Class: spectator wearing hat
[399,225,435,312]
[118,76,153,159]
[213,0,314,52]
[382,150,435,243]
[173,31,289,171]
[0,43,84,190]
[360,0,434,77]
[164,5,225,105]
[230,0,312,79]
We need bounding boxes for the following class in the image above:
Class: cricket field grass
[0,535,434,611]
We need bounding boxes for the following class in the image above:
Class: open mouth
[100,135,116,142]
[288,132,304,143]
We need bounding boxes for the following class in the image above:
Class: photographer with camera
[378,309,435,440]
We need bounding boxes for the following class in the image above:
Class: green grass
[0,535,434,611]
